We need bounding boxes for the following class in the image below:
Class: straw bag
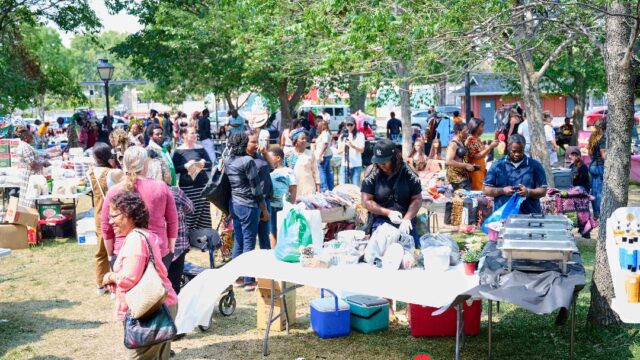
[125,230,168,320]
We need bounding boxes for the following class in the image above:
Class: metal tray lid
[501,226,573,239]
[497,238,578,252]
[501,231,575,243]
[506,214,572,227]
[503,221,570,230]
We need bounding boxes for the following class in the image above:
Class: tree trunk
[278,80,294,130]
[38,93,46,123]
[348,74,366,114]
[517,63,555,187]
[224,92,236,111]
[288,79,307,116]
[570,76,587,146]
[587,0,635,327]
[394,60,413,157]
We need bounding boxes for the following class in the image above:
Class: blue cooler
[345,295,389,333]
[310,289,350,338]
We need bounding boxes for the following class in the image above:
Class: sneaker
[233,279,246,288]
[96,287,108,296]
[244,282,257,292]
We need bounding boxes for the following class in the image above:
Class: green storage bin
[345,295,389,333]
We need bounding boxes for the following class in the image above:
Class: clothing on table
[226,154,264,208]
[112,229,177,321]
[570,162,590,192]
[146,141,177,186]
[544,124,558,164]
[288,149,320,199]
[230,201,260,285]
[172,146,212,231]
[466,135,487,191]
[446,139,469,189]
[270,166,297,209]
[101,178,178,257]
[484,156,548,214]
[227,115,245,135]
[14,140,39,209]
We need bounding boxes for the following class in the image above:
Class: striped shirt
[171,186,195,259]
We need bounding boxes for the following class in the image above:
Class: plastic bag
[364,223,401,264]
[274,207,313,262]
[419,233,460,265]
[481,194,524,233]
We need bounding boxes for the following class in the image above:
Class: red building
[452,73,574,133]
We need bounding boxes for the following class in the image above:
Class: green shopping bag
[274,207,313,262]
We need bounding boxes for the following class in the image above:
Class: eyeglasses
[108,212,122,220]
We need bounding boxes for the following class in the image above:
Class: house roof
[451,73,515,96]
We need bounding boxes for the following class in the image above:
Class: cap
[371,139,396,164]
[569,148,581,156]
[345,116,356,125]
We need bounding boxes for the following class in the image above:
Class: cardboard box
[0,144,9,155]
[256,288,296,331]
[257,279,293,292]
[4,197,40,227]
[0,223,28,249]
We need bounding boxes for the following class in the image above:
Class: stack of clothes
[541,188,598,237]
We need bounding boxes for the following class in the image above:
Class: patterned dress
[466,135,487,191]
[14,141,38,208]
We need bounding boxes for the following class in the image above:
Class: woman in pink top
[101,191,177,359]
[101,146,178,270]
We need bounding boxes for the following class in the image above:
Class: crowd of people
[9,102,613,358]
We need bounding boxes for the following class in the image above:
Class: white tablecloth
[176,249,479,333]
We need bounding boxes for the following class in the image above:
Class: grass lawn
[2,199,640,359]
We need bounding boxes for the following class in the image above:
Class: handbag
[201,157,231,214]
[125,230,168,320]
[123,304,177,349]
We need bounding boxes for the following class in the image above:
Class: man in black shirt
[361,140,423,247]
[386,112,402,144]
[198,109,217,164]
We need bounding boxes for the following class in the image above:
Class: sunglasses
[346,123,355,127]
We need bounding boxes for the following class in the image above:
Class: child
[267,146,298,248]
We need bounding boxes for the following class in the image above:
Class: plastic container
[619,248,638,272]
[422,246,451,272]
[345,295,389,333]
[625,274,640,303]
[38,216,72,239]
[310,289,350,339]
[408,299,482,337]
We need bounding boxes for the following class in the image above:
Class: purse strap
[135,230,158,270]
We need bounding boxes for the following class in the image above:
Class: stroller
[182,228,236,331]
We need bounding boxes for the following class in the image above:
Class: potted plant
[462,249,482,275]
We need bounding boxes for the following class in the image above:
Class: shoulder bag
[201,153,231,214]
[123,304,177,349]
[125,230,168,320]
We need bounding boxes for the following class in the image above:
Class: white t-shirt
[518,120,531,144]
[544,124,555,143]
[338,132,365,168]
[315,130,333,159]
[321,113,331,122]
[258,129,270,147]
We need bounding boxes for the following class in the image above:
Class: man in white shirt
[518,117,531,156]
[321,108,331,122]
[543,112,558,165]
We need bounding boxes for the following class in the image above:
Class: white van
[298,104,351,131]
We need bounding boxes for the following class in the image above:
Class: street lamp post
[96,58,115,120]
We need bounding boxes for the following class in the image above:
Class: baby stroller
[182,228,236,331]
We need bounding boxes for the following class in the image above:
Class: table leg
[569,294,577,360]
[496,301,500,314]
[282,282,290,335]
[488,299,493,360]
[263,280,276,356]
[455,303,462,360]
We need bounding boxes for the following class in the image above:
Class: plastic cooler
[407,299,482,337]
[310,289,350,339]
[38,216,73,239]
[345,295,389,333]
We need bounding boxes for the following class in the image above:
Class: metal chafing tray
[501,221,573,238]
[505,214,573,229]
[497,232,578,274]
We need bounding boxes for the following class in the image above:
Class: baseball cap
[569,148,581,156]
[345,116,356,125]
[372,139,396,164]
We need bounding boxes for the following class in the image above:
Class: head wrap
[290,127,306,142]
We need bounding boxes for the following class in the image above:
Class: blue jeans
[257,200,271,250]
[270,206,282,237]
[319,155,334,192]
[590,163,604,217]
[230,201,260,284]
[390,133,400,144]
[339,166,362,186]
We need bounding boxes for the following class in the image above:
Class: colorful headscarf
[289,127,306,142]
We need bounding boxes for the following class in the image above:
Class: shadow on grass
[0,299,103,357]
[30,357,73,360]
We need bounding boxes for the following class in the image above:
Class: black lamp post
[96,58,115,119]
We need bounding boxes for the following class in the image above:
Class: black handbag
[201,159,231,214]
[123,304,177,349]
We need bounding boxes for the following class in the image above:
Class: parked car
[298,104,351,131]
[586,106,640,126]
[435,105,462,118]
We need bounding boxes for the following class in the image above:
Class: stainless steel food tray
[497,233,578,274]
[501,221,573,238]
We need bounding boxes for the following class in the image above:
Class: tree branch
[622,0,640,66]
[536,33,577,80]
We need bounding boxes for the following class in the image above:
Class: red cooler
[407,299,482,337]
